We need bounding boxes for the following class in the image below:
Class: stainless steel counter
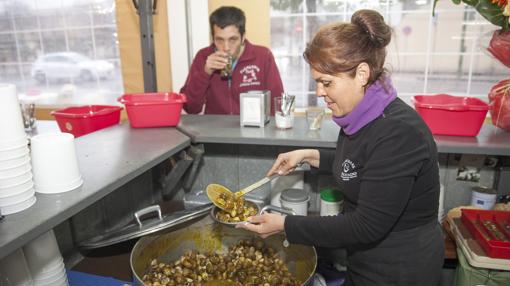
[178,115,510,155]
[3,114,509,260]
[0,122,190,260]
[178,115,340,148]
[434,124,510,156]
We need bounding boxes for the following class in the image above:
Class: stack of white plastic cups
[31,133,82,194]
[0,248,33,286]
[0,84,36,215]
[23,230,68,286]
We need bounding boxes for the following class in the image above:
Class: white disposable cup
[0,170,32,188]
[31,133,81,193]
[0,135,27,150]
[0,177,33,197]
[0,146,29,161]
[0,248,33,286]
[0,153,30,170]
[33,263,67,286]
[35,176,83,194]
[0,187,34,206]
[0,195,36,215]
[33,266,66,285]
[0,160,31,178]
[34,257,63,276]
[32,259,63,279]
[0,84,26,141]
[23,230,63,280]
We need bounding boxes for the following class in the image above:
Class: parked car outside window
[30,52,114,84]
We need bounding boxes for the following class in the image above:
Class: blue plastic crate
[67,270,131,286]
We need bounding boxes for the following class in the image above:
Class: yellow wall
[115,0,172,93]
[208,0,271,47]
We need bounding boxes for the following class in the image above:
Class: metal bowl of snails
[211,199,295,227]
[211,199,260,226]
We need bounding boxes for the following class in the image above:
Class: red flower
[491,0,508,8]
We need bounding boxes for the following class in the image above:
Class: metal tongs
[281,92,295,116]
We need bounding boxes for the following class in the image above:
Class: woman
[237,9,444,286]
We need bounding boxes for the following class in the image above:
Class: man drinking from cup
[180,6,284,115]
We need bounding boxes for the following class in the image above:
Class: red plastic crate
[51,105,122,138]
[461,209,510,259]
[412,94,489,136]
[117,92,186,128]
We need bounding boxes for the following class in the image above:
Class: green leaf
[452,0,462,4]
[465,0,510,31]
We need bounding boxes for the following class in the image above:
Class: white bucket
[280,188,309,216]
[270,172,304,207]
[470,187,497,210]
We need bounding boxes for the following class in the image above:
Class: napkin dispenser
[240,90,270,127]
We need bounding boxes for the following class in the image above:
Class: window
[270,0,507,107]
[0,0,122,106]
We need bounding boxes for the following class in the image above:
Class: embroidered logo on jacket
[341,159,358,181]
[239,65,261,87]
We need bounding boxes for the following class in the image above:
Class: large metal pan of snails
[130,223,317,286]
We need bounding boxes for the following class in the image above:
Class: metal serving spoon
[206,174,277,212]
[206,164,306,212]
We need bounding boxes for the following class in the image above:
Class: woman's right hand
[267,149,320,176]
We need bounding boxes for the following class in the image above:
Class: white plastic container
[320,188,343,216]
[270,171,304,207]
[280,188,309,216]
[470,186,497,210]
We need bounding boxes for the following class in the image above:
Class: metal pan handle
[134,205,163,227]
[259,205,294,248]
[260,205,296,216]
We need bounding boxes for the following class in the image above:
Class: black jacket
[285,98,440,248]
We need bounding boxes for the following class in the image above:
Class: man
[181,6,284,115]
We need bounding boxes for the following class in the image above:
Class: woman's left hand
[235,212,286,238]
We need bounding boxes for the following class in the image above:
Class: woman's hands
[235,212,286,238]
[238,149,319,238]
[267,149,320,176]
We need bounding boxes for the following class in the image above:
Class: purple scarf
[333,78,397,135]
